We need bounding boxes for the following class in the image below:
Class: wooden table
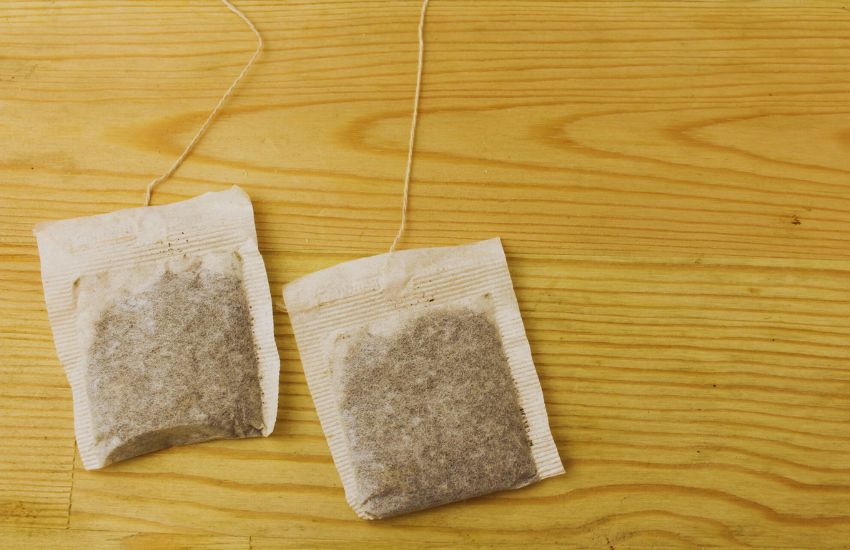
[3,1,850,548]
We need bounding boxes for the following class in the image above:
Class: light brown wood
[0,527,248,549]
[3,1,850,547]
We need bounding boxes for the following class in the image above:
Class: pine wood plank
[2,0,850,547]
[0,526,248,549]
[0,234,74,527]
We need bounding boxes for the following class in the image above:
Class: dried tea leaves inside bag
[332,306,538,518]
[284,238,563,519]
[35,187,280,469]
[79,253,264,465]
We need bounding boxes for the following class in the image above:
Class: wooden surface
[3,0,850,547]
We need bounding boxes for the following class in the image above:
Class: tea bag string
[143,0,263,206]
[386,0,430,256]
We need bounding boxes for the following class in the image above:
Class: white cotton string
[143,0,263,206]
[387,0,429,255]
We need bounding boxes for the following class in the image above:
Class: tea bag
[35,186,279,469]
[284,238,563,519]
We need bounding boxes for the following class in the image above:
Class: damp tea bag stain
[36,188,280,469]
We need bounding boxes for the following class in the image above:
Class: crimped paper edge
[283,237,563,519]
[34,186,280,469]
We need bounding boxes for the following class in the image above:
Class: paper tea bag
[284,238,563,519]
[34,186,279,470]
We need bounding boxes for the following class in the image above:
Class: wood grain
[2,0,850,547]
[0,527,248,549]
